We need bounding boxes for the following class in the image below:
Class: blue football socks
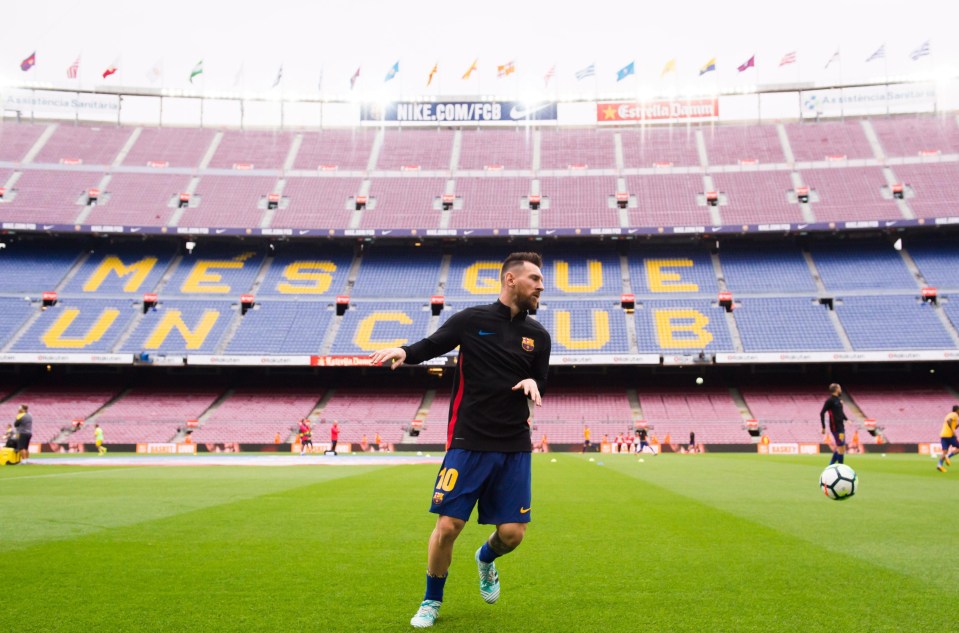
[478,541,500,564]
[424,572,447,602]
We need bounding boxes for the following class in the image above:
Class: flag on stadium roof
[189,60,203,84]
[272,65,283,88]
[616,61,635,82]
[699,57,716,76]
[660,59,676,78]
[102,59,119,79]
[147,60,164,84]
[462,59,478,80]
[350,66,361,90]
[866,44,885,62]
[575,63,595,81]
[779,51,797,67]
[67,56,80,79]
[824,49,840,69]
[20,51,36,72]
[910,40,930,61]
[497,61,515,78]
[544,64,555,87]
[737,55,755,73]
[427,63,438,87]
[385,61,399,82]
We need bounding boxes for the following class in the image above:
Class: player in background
[374,431,382,451]
[820,383,847,465]
[94,423,107,456]
[13,404,32,463]
[298,419,313,456]
[581,425,591,453]
[636,427,656,456]
[329,420,339,455]
[937,405,959,473]
[369,252,550,629]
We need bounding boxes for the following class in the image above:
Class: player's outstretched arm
[512,378,543,407]
[369,347,407,370]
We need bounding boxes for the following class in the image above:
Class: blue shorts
[429,449,531,525]
[831,430,845,447]
[941,437,959,452]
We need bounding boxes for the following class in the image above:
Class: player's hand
[512,379,542,407]
[369,347,407,370]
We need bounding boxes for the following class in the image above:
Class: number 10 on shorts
[435,468,458,492]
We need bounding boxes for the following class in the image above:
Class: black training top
[402,300,551,452]
[820,395,847,433]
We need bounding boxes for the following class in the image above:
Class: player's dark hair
[828,383,841,394]
[953,405,959,413]
[19,404,28,412]
[501,252,543,279]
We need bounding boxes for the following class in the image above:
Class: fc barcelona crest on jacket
[522,337,535,352]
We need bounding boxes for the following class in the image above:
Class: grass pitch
[1,452,953,632]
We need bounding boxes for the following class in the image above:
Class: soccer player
[937,405,959,473]
[636,427,656,456]
[298,419,313,455]
[582,425,591,453]
[329,420,339,455]
[820,383,847,465]
[369,252,550,629]
[94,423,107,456]
[14,404,33,463]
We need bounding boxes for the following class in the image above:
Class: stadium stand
[905,240,959,289]
[783,120,874,162]
[803,166,902,222]
[870,116,959,157]
[270,177,362,229]
[60,244,177,295]
[118,300,237,354]
[121,127,216,168]
[206,130,294,170]
[710,172,803,224]
[621,127,700,167]
[734,297,845,351]
[628,247,719,295]
[536,301,631,354]
[255,244,354,297]
[34,124,132,165]
[538,176,620,228]
[636,387,746,443]
[293,129,377,171]
[191,387,323,443]
[849,384,956,443]
[626,174,712,227]
[0,122,48,161]
[351,246,442,298]
[84,173,193,226]
[0,170,104,223]
[891,163,959,219]
[359,177,447,229]
[739,386,861,444]
[835,295,954,350]
[534,387,633,423]
[187,175,277,227]
[329,301,434,354]
[317,387,424,442]
[448,176,532,229]
[11,298,139,352]
[701,123,785,165]
[0,244,80,293]
[809,243,917,291]
[0,386,119,442]
[226,301,335,354]
[539,129,616,169]
[164,245,265,295]
[633,299,734,353]
[377,129,452,170]
[458,129,532,170]
[719,244,817,293]
[0,297,34,345]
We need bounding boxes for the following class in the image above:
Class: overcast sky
[0,0,953,98]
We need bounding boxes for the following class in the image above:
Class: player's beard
[516,291,540,313]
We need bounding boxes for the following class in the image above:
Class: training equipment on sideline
[820,463,858,500]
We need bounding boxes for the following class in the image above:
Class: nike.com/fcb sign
[361,101,557,124]
[597,99,718,123]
